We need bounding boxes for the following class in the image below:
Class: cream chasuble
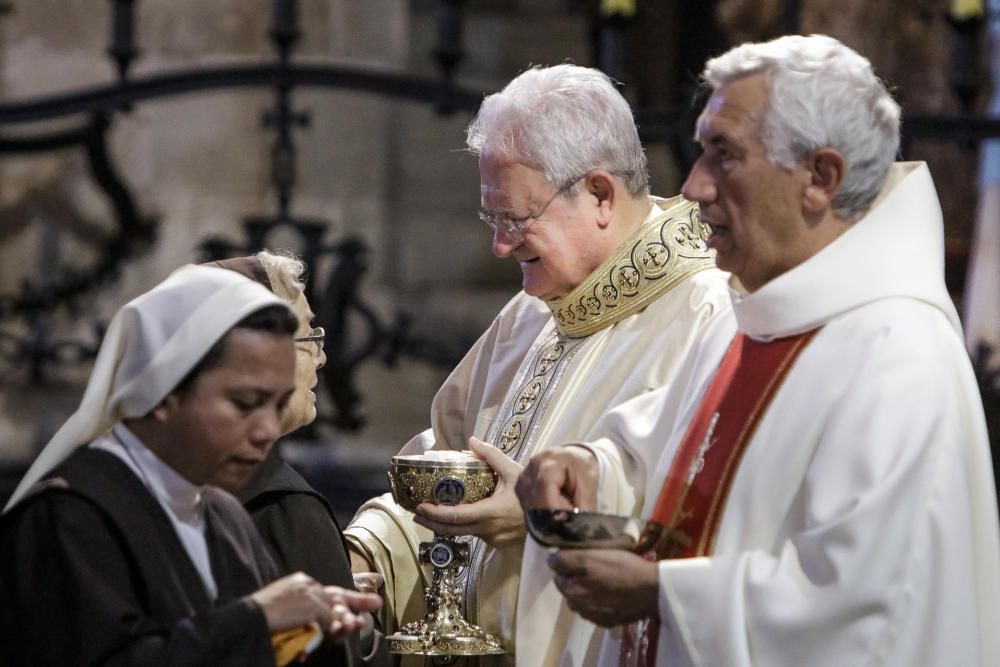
[578,163,1000,667]
[345,196,733,664]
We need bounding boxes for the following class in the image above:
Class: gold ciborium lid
[388,451,497,512]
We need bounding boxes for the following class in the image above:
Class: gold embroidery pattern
[515,380,542,414]
[459,331,586,619]
[498,421,521,451]
[536,343,564,375]
[547,197,714,338]
[490,335,583,456]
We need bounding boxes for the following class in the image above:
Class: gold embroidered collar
[546,196,714,338]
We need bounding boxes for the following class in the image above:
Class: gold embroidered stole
[548,196,713,339]
[620,329,821,667]
[489,334,588,458]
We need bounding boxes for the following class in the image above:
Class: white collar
[731,162,959,340]
[110,423,205,522]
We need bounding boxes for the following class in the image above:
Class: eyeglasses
[477,170,635,240]
[294,326,325,357]
[478,174,586,240]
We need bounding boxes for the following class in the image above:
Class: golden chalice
[386,451,506,656]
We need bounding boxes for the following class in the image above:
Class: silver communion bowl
[524,507,665,552]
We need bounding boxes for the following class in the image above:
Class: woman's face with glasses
[283,292,326,434]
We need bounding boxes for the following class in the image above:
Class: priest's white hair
[703,34,901,221]
[466,63,649,196]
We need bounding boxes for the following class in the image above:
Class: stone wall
[0,1,593,476]
[0,0,428,466]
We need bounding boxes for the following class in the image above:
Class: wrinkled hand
[251,572,382,638]
[325,586,382,641]
[413,437,526,549]
[515,445,599,511]
[346,573,384,642]
[548,549,659,627]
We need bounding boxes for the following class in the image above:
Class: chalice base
[386,455,505,656]
[387,608,505,656]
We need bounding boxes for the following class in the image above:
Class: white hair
[255,249,305,302]
[703,34,901,220]
[466,63,649,196]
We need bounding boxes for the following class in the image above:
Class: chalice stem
[386,456,504,655]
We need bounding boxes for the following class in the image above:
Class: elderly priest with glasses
[344,63,733,664]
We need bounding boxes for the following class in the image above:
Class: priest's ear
[802,148,846,215]
[584,170,617,229]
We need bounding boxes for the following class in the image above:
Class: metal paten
[386,454,506,656]
[524,507,670,553]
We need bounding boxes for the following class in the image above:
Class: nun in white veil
[0,263,381,667]
[5,263,287,509]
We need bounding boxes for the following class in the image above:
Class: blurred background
[0,0,997,522]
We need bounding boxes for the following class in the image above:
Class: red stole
[620,329,820,667]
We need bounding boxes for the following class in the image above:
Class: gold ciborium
[386,452,505,656]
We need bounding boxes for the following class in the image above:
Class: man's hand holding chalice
[412,437,525,550]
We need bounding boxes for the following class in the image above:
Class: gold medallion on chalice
[386,453,506,656]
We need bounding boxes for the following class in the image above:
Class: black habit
[236,447,389,667]
[0,447,278,667]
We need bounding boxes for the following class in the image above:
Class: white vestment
[580,162,1000,666]
[344,197,733,663]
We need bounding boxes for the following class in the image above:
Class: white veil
[4,264,288,510]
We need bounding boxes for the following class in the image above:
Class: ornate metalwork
[387,456,498,511]
[0,114,156,321]
[386,455,505,656]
